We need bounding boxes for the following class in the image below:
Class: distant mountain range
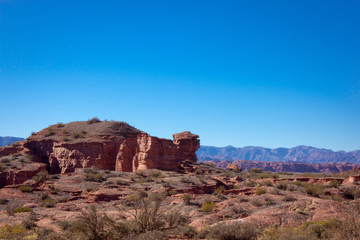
[203,159,357,173]
[0,136,24,147]
[197,145,360,164]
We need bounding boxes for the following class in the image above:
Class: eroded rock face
[0,162,47,187]
[18,121,200,174]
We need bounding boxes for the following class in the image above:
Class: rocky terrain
[198,145,360,164]
[0,120,199,181]
[204,159,358,173]
[0,136,24,147]
[1,120,360,239]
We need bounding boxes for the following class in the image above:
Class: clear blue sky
[0,0,359,151]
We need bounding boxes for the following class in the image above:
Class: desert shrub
[13,206,33,213]
[214,186,225,195]
[182,194,192,205]
[249,168,264,174]
[283,195,297,202]
[261,179,273,186]
[250,199,263,207]
[73,132,85,139]
[208,222,258,240]
[62,137,70,142]
[87,117,101,124]
[22,218,36,230]
[167,189,177,196]
[56,122,65,128]
[45,127,55,137]
[341,186,360,199]
[61,129,68,134]
[305,184,324,197]
[255,187,267,195]
[18,186,33,193]
[276,181,288,190]
[12,142,20,147]
[32,171,49,182]
[149,169,162,178]
[264,196,276,205]
[246,180,257,187]
[180,225,198,238]
[39,193,49,200]
[85,173,106,182]
[224,171,234,178]
[0,198,9,205]
[201,199,215,213]
[75,206,112,240]
[0,224,28,239]
[116,180,130,186]
[293,180,304,187]
[41,198,56,208]
[329,180,341,188]
[118,191,189,233]
[194,168,202,175]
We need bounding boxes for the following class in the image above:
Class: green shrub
[0,224,28,239]
[45,128,55,137]
[261,179,273,186]
[249,168,264,173]
[305,184,324,197]
[18,186,33,193]
[13,207,33,213]
[341,186,360,199]
[255,187,267,195]
[149,169,162,178]
[276,181,288,191]
[32,171,49,182]
[182,194,192,205]
[41,198,56,208]
[214,186,225,195]
[208,222,258,240]
[56,122,65,128]
[246,180,257,187]
[329,180,341,188]
[87,117,101,124]
[201,199,215,213]
[250,199,263,207]
[167,189,177,196]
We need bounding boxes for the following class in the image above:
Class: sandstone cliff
[0,121,200,174]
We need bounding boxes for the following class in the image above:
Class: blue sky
[0,0,359,151]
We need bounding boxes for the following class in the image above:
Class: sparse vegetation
[255,186,267,195]
[13,207,33,213]
[208,222,258,240]
[87,117,101,124]
[201,199,215,213]
[18,186,33,193]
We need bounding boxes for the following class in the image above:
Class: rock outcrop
[0,162,47,187]
[1,121,200,174]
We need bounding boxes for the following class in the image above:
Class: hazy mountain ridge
[197,145,360,164]
[0,136,24,147]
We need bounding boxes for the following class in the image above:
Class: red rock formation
[6,121,200,174]
[0,162,47,187]
[226,163,242,172]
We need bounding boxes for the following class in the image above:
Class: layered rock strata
[1,121,200,174]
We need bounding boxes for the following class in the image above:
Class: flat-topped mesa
[10,121,201,174]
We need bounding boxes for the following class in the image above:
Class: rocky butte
[0,120,200,179]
